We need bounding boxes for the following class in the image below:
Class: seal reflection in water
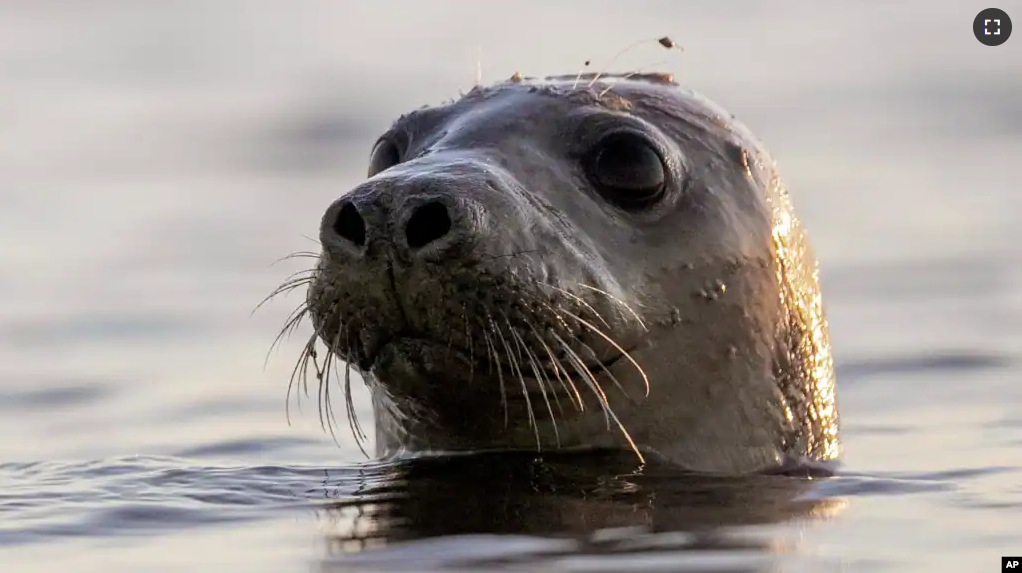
[282,71,840,476]
[316,452,846,569]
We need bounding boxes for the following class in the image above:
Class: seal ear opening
[585,132,667,211]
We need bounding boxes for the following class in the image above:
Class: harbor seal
[286,71,840,475]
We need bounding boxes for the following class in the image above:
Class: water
[1,1,1020,571]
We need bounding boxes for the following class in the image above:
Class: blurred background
[1,1,1019,572]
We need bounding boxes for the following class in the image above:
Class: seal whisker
[271,251,321,265]
[480,326,508,427]
[558,307,650,398]
[286,333,318,426]
[252,274,313,315]
[550,332,610,429]
[576,284,649,332]
[525,296,644,399]
[527,323,585,413]
[280,302,310,336]
[263,303,309,370]
[276,267,317,283]
[513,291,592,413]
[260,266,316,293]
[305,341,321,401]
[531,341,566,419]
[494,318,535,435]
[343,346,370,459]
[493,318,540,449]
[508,321,562,447]
[317,330,343,444]
[555,334,645,464]
[340,321,369,446]
[300,234,322,247]
[536,281,612,331]
[573,336,634,401]
[316,341,331,436]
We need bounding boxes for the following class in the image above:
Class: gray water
[2,1,1020,571]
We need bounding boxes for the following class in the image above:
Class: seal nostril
[333,202,367,247]
[405,201,452,250]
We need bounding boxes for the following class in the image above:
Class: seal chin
[365,338,441,396]
[368,337,466,380]
[367,335,633,392]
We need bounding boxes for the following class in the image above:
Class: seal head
[300,73,839,475]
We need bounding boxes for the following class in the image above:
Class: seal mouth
[362,333,633,385]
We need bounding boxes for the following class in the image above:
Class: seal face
[296,73,840,475]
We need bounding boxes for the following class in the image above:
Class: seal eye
[588,133,667,210]
[367,138,401,177]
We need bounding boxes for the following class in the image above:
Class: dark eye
[586,133,667,210]
[368,138,401,177]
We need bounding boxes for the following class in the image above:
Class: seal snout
[320,182,479,263]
